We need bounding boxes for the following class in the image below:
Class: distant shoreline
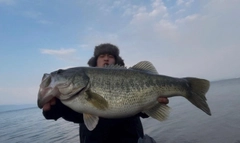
[211,77,240,83]
[0,104,37,113]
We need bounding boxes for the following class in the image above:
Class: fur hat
[87,43,125,67]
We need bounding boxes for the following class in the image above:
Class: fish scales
[83,67,189,115]
[85,68,150,116]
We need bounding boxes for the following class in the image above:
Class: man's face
[96,54,116,67]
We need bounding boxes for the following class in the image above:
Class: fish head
[37,68,89,108]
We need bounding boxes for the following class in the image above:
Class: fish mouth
[37,87,58,109]
[37,71,90,109]
[37,85,86,109]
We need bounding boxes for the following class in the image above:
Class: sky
[0,0,239,105]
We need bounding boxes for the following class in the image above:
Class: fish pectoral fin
[83,113,99,131]
[85,90,108,110]
[144,104,170,121]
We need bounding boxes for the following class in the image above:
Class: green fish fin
[85,90,109,110]
[83,113,99,131]
[144,104,170,121]
[129,61,159,74]
[104,64,127,69]
[185,77,211,115]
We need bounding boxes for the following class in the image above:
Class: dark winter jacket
[43,99,148,143]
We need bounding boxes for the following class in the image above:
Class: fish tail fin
[185,77,211,116]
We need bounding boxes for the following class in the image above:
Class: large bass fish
[38,61,211,131]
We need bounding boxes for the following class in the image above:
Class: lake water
[1,78,240,143]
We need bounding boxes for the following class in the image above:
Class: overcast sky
[0,0,239,105]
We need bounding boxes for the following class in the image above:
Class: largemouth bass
[38,61,211,131]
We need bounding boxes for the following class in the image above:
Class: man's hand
[157,97,169,104]
[42,98,57,111]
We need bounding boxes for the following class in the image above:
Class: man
[42,43,169,143]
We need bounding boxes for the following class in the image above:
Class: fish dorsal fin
[129,61,159,74]
[83,113,99,131]
[104,64,127,69]
[144,104,170,121]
